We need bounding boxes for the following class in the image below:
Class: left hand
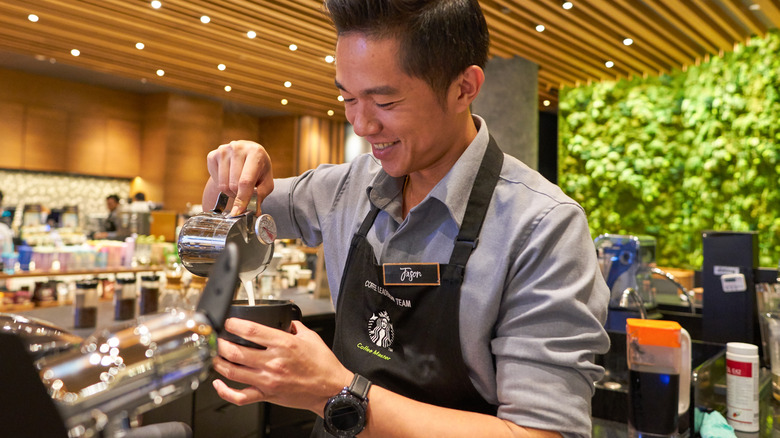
[212,318,353,413]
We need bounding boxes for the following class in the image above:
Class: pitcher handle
[679,328,692,415]
[212,192,230,214]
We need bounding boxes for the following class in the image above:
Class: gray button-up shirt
[263,115,610,436]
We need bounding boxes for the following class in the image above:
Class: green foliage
[559,31,780,268]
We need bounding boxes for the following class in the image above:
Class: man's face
[106,198,118,211]
[335,34,466,179]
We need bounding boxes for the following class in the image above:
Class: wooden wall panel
[164,94,223,211]
[0,103,24,168]
[106,119,141,178]
[67,116,106,176]
[24,107,68,172]
[297,116,345,174]
[258,116,298,178]
[222,111,260,144]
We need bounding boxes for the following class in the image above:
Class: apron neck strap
[449,135,504,267]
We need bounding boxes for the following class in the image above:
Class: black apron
[311,137,503,437]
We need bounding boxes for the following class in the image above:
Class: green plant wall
[559,31,780,269]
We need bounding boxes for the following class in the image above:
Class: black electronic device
[701,231,759,345]
[324,373,371,437]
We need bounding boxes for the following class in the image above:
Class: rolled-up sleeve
[492,202,610,436]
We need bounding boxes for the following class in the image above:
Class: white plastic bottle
[726,342,759,432]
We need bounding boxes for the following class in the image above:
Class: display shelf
[0,266,163,280]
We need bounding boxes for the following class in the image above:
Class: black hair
[133,192,146,201]
[325,0,489,101]
[106,194,120,203]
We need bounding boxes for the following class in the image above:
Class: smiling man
[202,1,609,437]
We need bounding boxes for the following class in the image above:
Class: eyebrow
[334,79,399,97]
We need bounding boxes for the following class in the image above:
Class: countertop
[12,287,335,339]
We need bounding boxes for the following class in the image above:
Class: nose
[347,104,381,137]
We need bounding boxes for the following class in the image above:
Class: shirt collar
[366,114,491,227]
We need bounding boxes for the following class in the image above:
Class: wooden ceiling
[0,0,778,118]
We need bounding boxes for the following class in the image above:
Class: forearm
[357,385,560,438]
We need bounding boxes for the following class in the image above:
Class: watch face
[325,395,365,436]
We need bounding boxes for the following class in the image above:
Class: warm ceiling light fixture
[217,64,226,71]
[156,69,165,76]
[562,1,573,10]
[281,99,288,105]
[623,38,634,46]
[749,3,760,10]
[136,42,145,50]
[543,100,551,107]
[151,1,162,9]
[605,60,614,68]
[535,24,545,32]
[325,55,334,63]
[224,85,232,92]
[70,49,80,57]
[247,31,257,39]
[284,81,292,88]
[200,16,210,24]
[337,95,344,102]
[28,14,39,22]
[328,110,334,116]
[289,44,298,51]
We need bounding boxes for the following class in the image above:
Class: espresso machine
[595,234,661,331]
[0,243,241,438]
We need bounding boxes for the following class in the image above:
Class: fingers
[212,378,265,406]
[205,140,273,216]
[223,317,289,349]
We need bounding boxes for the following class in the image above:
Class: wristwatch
[323,373,371,437]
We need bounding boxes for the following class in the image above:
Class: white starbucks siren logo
[368,310,394,350]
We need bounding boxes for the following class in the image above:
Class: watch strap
[348,373,371,400]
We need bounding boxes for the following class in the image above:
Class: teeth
[373,141,395,150]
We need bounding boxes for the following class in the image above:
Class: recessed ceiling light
[623,38,634,46]
[156,69,165,76]
[28,14,39,22]
[605,60,614,68]
[247,30,257,39]
[284,81,292,88]
[562,2,573,10]
[328,110,334,116]
[281,99,288,105]
[151,1,162,9]
[200,16,210,24]
[34,54,46,61]
[543,100,551,107]
[749,3,760,10]
[325,55,334,63]
[536,24,545,32]
[136,42,145,50]
[224,85,232,92]
[337,95,344,102]
[289,44,297,51]
[70,49,80,57]
[218,64,226,71]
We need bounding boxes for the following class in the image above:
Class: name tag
[383,263,440,286]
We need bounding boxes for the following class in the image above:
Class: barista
[203,1,609,436]
[94,194,122,240]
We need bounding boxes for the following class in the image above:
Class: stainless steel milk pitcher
[178,192,277,279]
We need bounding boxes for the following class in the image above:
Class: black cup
[221,299,302,349]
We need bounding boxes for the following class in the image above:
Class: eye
[376,101,396,109]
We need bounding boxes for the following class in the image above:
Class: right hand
[204,140,274,216]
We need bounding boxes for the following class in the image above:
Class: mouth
[372,140,398,151]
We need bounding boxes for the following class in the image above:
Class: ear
[450,65,485,112]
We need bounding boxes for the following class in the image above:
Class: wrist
[323,373,372,437]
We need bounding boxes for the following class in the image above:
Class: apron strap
[449,135,504,267]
